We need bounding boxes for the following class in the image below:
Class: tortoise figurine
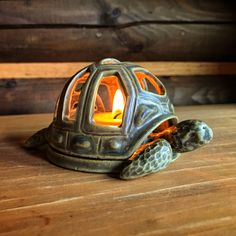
[24,58,213,180]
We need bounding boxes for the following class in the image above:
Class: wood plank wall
[1,62,236,115]
[0,0,236,62]
[0,0,235,114]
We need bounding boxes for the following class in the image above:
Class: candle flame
[112,89,124,115]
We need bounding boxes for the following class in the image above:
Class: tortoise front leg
[120,139,173,180]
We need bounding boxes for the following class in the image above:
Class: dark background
[0,0,236,114]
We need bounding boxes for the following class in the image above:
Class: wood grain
[1,24,236,62]
[1,76,235,115]
[0,0,235,62]
[0,78,65,114]
[0,0,236,25]
[1,61,236,115]
[162,76,236,105]
[0,0,235,25]
[0,105,236,235]
[1,62,236,78]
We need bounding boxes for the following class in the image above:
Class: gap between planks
[0,62,236,79]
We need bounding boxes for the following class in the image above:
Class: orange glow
[129,125,177,160]
[135,71,164,95]
[67,72,90,120]
[94,89,125,127]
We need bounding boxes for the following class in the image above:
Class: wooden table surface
[0,104,236,236]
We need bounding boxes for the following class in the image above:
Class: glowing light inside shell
[112,89,125,115]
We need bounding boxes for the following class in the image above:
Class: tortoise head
[170,120,213,153]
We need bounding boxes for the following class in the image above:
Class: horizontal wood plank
[1,61,236,115]
[1,62,236,79]
[0,105,235,235]
[1,24,236,62]
[0,78,64,114]
[0,76,235,115]
[0,0,235,25]
[163,76,236,105]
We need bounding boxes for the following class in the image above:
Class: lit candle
[94,89,125,126]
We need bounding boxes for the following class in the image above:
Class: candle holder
[25,58,213,179]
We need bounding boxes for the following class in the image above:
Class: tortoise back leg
[120,139,172,180]
[24,128,48,149]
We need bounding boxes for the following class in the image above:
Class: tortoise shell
[47,58,178,173]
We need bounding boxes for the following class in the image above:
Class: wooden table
[0,105,236,235]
